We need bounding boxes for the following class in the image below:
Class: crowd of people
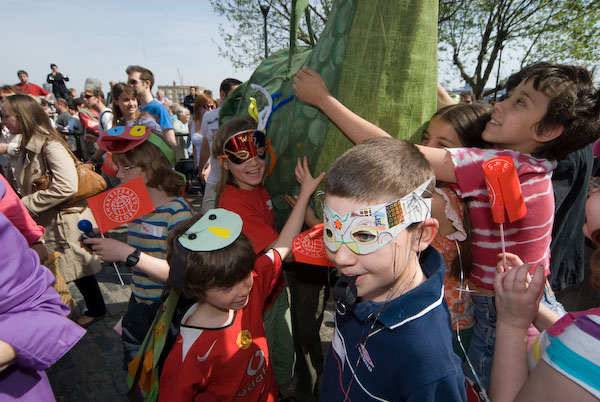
[0,58,599,402]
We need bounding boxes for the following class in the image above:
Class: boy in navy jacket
[320,138,466,401]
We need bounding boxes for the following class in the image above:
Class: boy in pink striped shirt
[417,63,600,390]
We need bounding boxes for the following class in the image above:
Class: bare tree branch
[438,0,600,97]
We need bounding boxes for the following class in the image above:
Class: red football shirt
[158,251,282,401]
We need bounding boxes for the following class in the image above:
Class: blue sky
[2,0,530,97]
[1,0,255,96]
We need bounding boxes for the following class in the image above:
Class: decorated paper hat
[97,125,176,166]
[168,209,244,287]
[97,125,151,153]
[178,208,243,252]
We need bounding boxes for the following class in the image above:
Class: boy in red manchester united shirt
[158,156,322,401]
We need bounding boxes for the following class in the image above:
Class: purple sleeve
[0,212,85,370]
[0,310,85,370]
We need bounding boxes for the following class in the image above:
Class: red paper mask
[482,156,527,223]
[222,130,266,165]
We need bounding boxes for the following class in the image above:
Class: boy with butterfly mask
[320,137,466,402]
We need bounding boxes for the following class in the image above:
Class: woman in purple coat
[0,176,85,401]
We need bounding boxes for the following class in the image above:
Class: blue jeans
[464,294,496,391]
[464,285,566,391]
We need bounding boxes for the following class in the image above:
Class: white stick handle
[100,232,125,286]
[500,223,506,267]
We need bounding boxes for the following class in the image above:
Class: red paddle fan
[292,224,333,266]
[482,156,527,265]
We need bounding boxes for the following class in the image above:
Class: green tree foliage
[209,0,332,70]
[212,1,600,97]
[438,0,600,97]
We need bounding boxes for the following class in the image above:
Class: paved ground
[48,259,132,402]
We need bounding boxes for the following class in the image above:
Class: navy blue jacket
[320,246,467,401]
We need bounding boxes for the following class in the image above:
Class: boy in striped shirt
[293,62,600,391]
[417,63,600,389]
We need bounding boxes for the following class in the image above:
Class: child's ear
[218,157,229,171]
[410,218,439,252]
[534,125,564,144]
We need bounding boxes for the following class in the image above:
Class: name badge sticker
[141,222,164,238]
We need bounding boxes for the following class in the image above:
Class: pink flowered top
[430,186,474,330]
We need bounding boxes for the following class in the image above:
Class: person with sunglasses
[82,88,113,165]
[125,65,176,151]
[189,93,216,177]
[77,88,101,161]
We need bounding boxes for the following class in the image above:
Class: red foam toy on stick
[86,177,154,233]
[482,156,527,223]
[292,224,333,267]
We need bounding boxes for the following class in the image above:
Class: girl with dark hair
[111,82,161,132]
[420,103,492,360]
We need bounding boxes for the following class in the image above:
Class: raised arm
[293,66,390,144]
[489,263,545,402]
[271,157,325,258]
[415,144,457,183]
[437,83,457,110]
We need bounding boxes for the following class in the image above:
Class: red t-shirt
[158,251,282,402]
[218,185,278,253]
[16,82,49,96]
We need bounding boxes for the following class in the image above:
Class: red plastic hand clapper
[482,156,527,223]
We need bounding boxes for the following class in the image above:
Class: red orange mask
[221,129,266,165]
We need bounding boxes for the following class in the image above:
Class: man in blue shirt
[126,65,176,151]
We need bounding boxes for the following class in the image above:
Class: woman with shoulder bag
[0,94,107,328]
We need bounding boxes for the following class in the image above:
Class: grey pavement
[48,225,133,402]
